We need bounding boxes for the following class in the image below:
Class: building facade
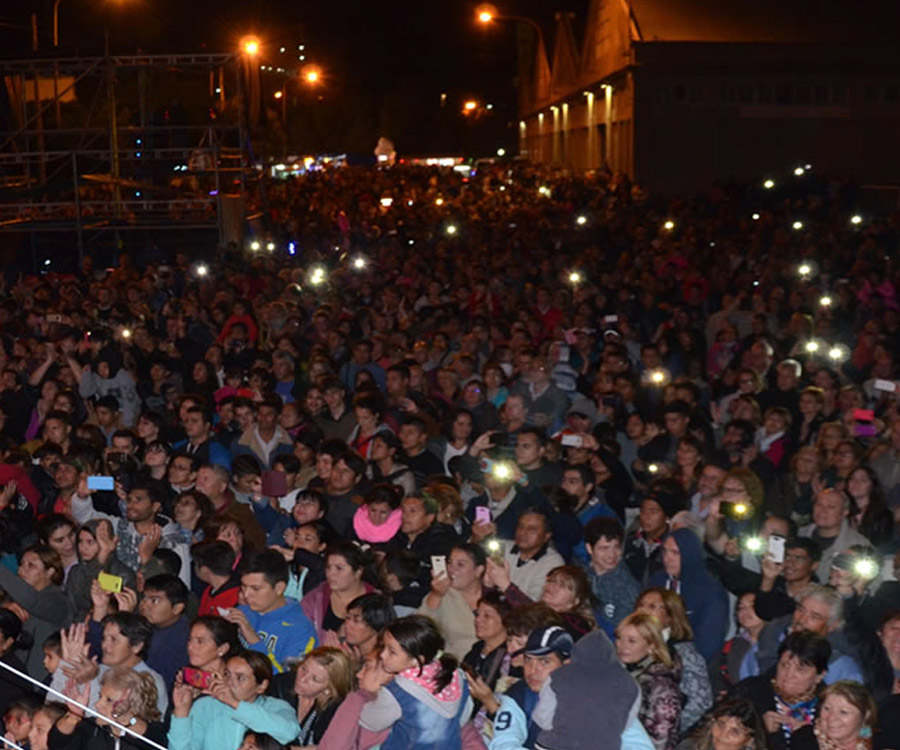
[519,0,900,193]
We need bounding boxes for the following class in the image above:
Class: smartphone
[87,476,115,492]
[183,668,212,689]
[97,572,123,594]
[475,506,492,526]
[767,534,786,564]
[431,555,447,578]
[721,501,752,520]
[216,607,231,617]
[46,314,62,323]
[874,379,897,393]
[560,434,584,447]
[486,538,505,564]
[604,315,619,324]
[261,470,288,498]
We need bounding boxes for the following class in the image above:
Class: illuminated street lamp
[241,36,261,56]
[463,100,479,115]
[301,64,322,85]
[476,4,497,23]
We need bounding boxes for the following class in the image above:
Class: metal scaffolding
[0,52,252,267]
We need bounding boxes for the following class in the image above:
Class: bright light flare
[850,214,863,226]
[446,224,458,236]
[195,264,209,278]
[568,271,583,284]
[792,220,804,231]
[763,179,775,190]
[663,220,675,231]
[241,37,260,56]
[819,295,832,307]
[576,215,587,226]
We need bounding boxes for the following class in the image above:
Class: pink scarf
[352,505,402,544]
[400,661,462,702]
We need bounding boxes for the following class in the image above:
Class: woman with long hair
[845,466,894,550]
[302,543,378,643]
[616,612,683,750]
[271,647,354,747]
[636,587,714,733]
[359,615,470,749]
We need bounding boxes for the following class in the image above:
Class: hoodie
[533,630,640,750]
[648,528,729,664]
[360,664,471,750]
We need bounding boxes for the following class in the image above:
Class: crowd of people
[0,160,896,750]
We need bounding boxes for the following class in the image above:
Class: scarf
[399,660,462,702]
[773,684,818,738]
[813,724,871,750]
[352,505,402,543]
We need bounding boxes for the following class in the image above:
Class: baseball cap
[523,626,574,660]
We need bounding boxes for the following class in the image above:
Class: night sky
[2,0,590,154]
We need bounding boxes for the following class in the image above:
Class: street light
[241,36,261,56]
[302,65,322,85]
[476,4,497,23]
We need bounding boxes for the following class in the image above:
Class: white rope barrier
[0,734,26,750]
[0,660,168,750]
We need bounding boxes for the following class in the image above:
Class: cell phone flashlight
[721,501,752,520]
[486,539,505,564]
[743,536,764,554]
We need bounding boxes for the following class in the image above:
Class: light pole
[475,4,547,137]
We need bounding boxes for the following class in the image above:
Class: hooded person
[530,628,653,750]
[648,527,729,663]
[77,345,141,427]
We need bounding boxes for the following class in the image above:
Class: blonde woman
[616,612,682,750]
[285,647,355,747]
[55,667,166,750]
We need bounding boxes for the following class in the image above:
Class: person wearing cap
[624,481,687,587]
[490,625,573,750]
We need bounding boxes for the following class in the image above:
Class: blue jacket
[237,599,317,673]
[648,528,729,664]
[168,695,300,750]
[491,681,540,750]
